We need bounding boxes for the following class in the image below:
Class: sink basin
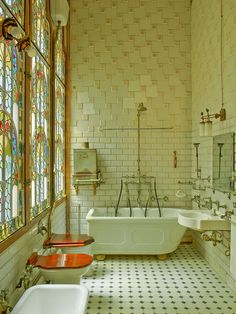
[11,284,89,314]
[178,209,230,231]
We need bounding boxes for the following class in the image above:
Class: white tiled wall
[70,0,192,233]
[191,0,236,292]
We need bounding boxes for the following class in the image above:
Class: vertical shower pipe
[137,107,141,207]
[137,103,147,207]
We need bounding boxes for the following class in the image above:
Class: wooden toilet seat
[43,233,94,248]
[27,252,93,269]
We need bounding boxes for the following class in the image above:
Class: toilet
[27,252,93,284]
[230,215,236,280]
[43,233,94,255]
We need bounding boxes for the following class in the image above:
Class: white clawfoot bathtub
[86,207,187,256]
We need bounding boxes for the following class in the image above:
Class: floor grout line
[81,244,236,314]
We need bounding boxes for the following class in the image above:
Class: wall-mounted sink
[11,284,89,314]
[178,209,230,231]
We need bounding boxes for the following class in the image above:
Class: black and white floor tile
[81,245,236,314]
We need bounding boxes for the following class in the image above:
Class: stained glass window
[0,0,67,246]
[0,8,24,241]
[54,28,65,199]
[30,55,50,219]
[55,29,65,84]
[32,0,50,62]
[30,0,51,220]
[54,78,65,199]
[4,0,24,25]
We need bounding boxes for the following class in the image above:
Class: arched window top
[55,28,65,84]
[32,0,50,62]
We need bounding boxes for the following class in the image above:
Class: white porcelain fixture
[11,284,89,314]
[40,265,91,284]
[86,207,186,255]
[178,209,230,231]
[61,243,93,255]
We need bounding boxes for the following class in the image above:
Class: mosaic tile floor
[81,244,236,314]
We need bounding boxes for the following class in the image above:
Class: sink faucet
[203,197,212,210]
[218,203,227,210]
[203,197,220,216]
[210,200,222,216]
[210,200,228,216]
[191,195,201,208]
[220,210,233,220]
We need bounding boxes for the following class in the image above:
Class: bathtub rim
[86,207,188,221]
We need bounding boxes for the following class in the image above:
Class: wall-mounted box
[74,149,97,174]
[73,149,102,194]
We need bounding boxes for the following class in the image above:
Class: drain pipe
[154,180,161,217]
[115,179,123,217]
[144,182,152,217]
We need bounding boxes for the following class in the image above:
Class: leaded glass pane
[30,54,50,219]
[55,29,65,84]
[4,0,24,25]
[0,21,24,241]
[54,77,65,199]
[31,0,50,62]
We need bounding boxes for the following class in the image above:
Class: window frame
[0,0,69,253]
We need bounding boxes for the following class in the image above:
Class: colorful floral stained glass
[31,0,50,62]
[54,78,65,199]
[4,0,24,25]
[0,24,24,241]
[54,27,65,200]
[30,54,50,219]
[55,29,65,84]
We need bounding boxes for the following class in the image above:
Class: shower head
[137,103,147,112]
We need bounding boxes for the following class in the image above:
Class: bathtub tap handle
[159,196,168,202]
[163,196,168,201]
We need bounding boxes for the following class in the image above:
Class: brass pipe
[193,143,201,178]
[137,110,141,180]
[136,103,147,205]
[47,201,57,238]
